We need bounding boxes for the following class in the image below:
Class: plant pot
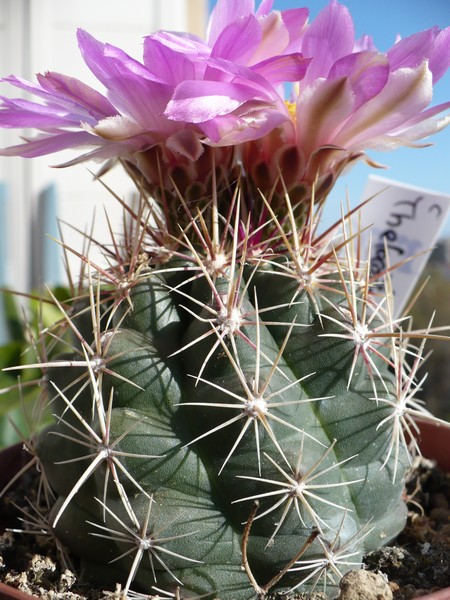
[0,582,38,600]
[414,418,450,473]
[407,419,450,600]
[0,444,40,600]
[0,427,449,600]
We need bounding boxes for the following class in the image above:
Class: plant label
[357,175,450,318]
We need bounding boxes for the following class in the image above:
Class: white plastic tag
[356,175,450,318]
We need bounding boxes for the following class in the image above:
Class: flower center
[285,101,297,122]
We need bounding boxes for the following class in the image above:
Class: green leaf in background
[0,287,69,448]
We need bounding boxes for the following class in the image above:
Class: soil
[0,456,449,600]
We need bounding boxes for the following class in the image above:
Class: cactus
[1,1,449,598]
[10,185,425,600]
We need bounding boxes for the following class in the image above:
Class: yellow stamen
[285,101,297,122]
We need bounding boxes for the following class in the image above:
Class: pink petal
[302,0,355,83]
[255,0,274,17]
[204,55,285,95]
[200,104,289,145]
[1,74,65,103]
[296,76,355,158]
[247,8,309,64]
[207,0,255,47]
[0,130,97,158]
[165,53,290,143]
[393,99,450,132]
[2,73,115,122]
[252,53,311,83]
[0,96,81,128]
[77,30,153,86]
[250,11,288,63]
[146,31,210,61]
[77,30,176,132]
[329,52,389,109]
[359,108,450,150]
[211,14,262,64]
[165,80,259,123]
[388,28,441,71]
[36,72,116,119]
[281,8,310,53]
[335,61,434,149]
[428,27,450,83]
[354,35,377,52]
[143,37,196,85]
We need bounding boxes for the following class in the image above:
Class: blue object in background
[0,183,9,344]
[37,183,61,288]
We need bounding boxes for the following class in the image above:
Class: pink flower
[0,0,309,197]
[238,1,450,202]
[0,0,448,208]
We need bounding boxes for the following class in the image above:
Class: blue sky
[208,0,450,236]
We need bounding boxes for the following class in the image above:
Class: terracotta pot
[411,419,450,600]
[0,444,40,600]
[0,582,39,600]
[414,417,450,473]
[0,427,449,600]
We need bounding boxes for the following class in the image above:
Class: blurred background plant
[410,241,450,422]
[0,287,69,448]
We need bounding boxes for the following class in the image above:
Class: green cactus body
[34,229,411,599]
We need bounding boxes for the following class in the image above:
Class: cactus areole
[1,0,450,598]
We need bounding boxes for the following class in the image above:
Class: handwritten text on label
[356,175,450,318]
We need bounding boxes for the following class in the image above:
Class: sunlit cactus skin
[31,203,413,599]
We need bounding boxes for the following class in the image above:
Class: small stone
[337,569,393,600]
[421,541,431,555]
[59,569,77,591]
[29,553,56,576]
